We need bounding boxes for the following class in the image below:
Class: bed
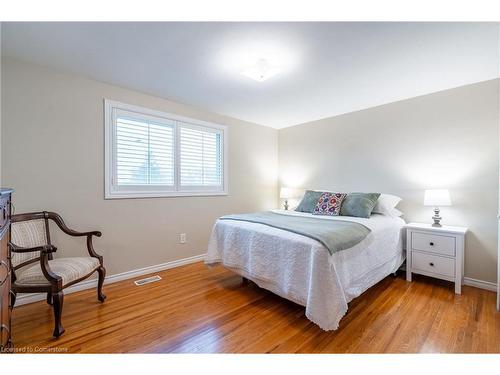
[205,209,405,331]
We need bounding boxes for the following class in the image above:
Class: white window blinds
[180,125,223,189]
[116,116,175,186]
[105,100,227,198]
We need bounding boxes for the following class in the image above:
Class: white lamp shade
[280,187,294,199]
[424,189,451,207]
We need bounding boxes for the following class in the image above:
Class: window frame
[104,99,228,199]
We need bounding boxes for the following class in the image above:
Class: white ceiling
[2,22,499,129]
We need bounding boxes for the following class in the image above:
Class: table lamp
[280,187,294,210]
[424,189,451,227]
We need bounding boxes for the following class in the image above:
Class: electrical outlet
[179,233,187,244]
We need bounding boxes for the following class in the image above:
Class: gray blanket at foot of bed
[219,211,371,255]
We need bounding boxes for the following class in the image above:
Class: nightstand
[405,222,467,294]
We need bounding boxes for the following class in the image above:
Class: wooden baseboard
[463,277,497,292]
[15,254,206,306]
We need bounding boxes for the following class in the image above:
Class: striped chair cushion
[11,219,48,267]
[15,257,100,286]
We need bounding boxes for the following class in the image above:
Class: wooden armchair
[8,211,106,337]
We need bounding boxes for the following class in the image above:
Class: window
[105,100,227,198]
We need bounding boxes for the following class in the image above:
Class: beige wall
[279,80,499,283]
[1,58,278,275]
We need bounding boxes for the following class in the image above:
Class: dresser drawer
[411,231,455,256]
[411,252,455,278]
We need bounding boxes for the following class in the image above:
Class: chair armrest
[8,242,62,286]
[47,212,101,237]
[64,229,102,237]
[85,235,103,261]
[39,252,62,285]
[46,211,103,262]
[9,242,57,254]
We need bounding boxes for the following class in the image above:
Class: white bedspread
[205,209,405,331]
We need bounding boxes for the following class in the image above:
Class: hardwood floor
[9,261,500,353]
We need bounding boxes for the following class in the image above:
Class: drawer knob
[429,262,434,267]
[429,242,434,246]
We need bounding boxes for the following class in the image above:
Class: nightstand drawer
[411,252,455,278]
[411,232,455,256]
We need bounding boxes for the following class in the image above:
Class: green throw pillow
[295,190,324,213]
[340,193,381,218]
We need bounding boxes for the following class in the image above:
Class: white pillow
[389,208,404,217]
[372,194,402,216]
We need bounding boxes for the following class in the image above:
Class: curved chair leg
[52,291,65,338]
[97,266,106,302]
[46,292,53,305]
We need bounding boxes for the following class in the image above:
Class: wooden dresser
[0,189,14,353]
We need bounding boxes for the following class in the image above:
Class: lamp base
[284,200,289,211]
[432,207,442,227]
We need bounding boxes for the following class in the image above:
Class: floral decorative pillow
[313,192,347,216]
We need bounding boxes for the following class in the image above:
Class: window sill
[104,191,229,199]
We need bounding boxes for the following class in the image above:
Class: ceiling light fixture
[240,58,280,82]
